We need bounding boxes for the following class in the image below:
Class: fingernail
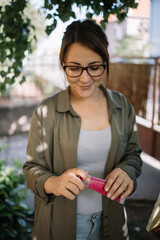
[111,195,115,200]
[105,187,109,192]
[121,195,125,199]
[87,177,91,183]
[107,193,111,198]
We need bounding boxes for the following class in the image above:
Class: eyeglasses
[63,64,106,78]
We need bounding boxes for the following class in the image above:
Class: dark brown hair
[59,19,109,75]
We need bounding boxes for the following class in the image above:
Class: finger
[73,168,89,180]
[106,176,124,198]
[104,171,120,192]
[105,168,129,192]
[70,168,89,189]
[110,181,128,200]
[67,182,80,195]
[60,186,76,200]
[120,181,134,199]
[73,177,85,191]
[67,173,86,191]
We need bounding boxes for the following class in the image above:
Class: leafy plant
[0,0,139,94]
[44,0,138,34]
[0,0,45,95]
[0,146,33,240]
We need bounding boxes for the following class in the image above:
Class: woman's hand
[44,168,88,200]
[104,168,134,200]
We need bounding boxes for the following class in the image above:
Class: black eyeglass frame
[63,64,106,78]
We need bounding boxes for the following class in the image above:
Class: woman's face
[63,42,107,100]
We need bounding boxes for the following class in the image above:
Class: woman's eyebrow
[67,62,81,65]
[66,61,102,65]
[88,61,102,65]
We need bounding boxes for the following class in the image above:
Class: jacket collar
[100,85,122,111]
[57,86,79,116]
[57,85,122,116]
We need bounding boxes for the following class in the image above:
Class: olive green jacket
[23,85,142,240]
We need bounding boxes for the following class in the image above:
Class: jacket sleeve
[116,98,143,194]
[23,104,56,205]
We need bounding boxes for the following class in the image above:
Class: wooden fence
[108,57,160,160]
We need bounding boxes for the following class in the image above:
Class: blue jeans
[76,211,103,240]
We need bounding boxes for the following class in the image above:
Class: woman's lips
[79,83,92,90]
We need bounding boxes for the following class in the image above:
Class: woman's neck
[69,86,102,105]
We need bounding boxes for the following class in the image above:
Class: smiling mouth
[79,83,92,90]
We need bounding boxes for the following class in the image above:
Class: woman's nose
[79,69,91,82]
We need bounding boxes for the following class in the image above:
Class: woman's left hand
[104,168,134,200]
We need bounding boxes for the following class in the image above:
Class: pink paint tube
[82,175,125,204]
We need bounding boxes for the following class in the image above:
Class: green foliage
[0,146,33,240]
[0,0,45,95]
[0,0,138,94]
[44,0,138,33]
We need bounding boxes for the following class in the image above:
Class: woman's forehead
[64,42,103,64]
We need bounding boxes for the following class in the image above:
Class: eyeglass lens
[65,65,105,77]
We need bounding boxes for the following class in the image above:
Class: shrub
[0,145,33,240]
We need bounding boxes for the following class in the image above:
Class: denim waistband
[77,211,102,219]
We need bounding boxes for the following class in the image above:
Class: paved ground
[0,133,160,239]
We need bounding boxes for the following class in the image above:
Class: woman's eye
[69,67,80,72]
[90,65,100,71]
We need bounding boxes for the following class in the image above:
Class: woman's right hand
[44,168,89,200]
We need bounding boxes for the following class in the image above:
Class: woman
[23,19,142,240]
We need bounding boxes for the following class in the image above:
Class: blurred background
[0,0,160,239]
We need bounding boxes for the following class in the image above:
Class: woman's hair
[60,19,109,75]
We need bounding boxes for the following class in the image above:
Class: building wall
[105,0,150,57]
[150,0,160,56]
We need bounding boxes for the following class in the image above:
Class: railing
[109,56,160,160]
[109,56,160,130]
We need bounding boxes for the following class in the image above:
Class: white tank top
[77,126,111,214]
